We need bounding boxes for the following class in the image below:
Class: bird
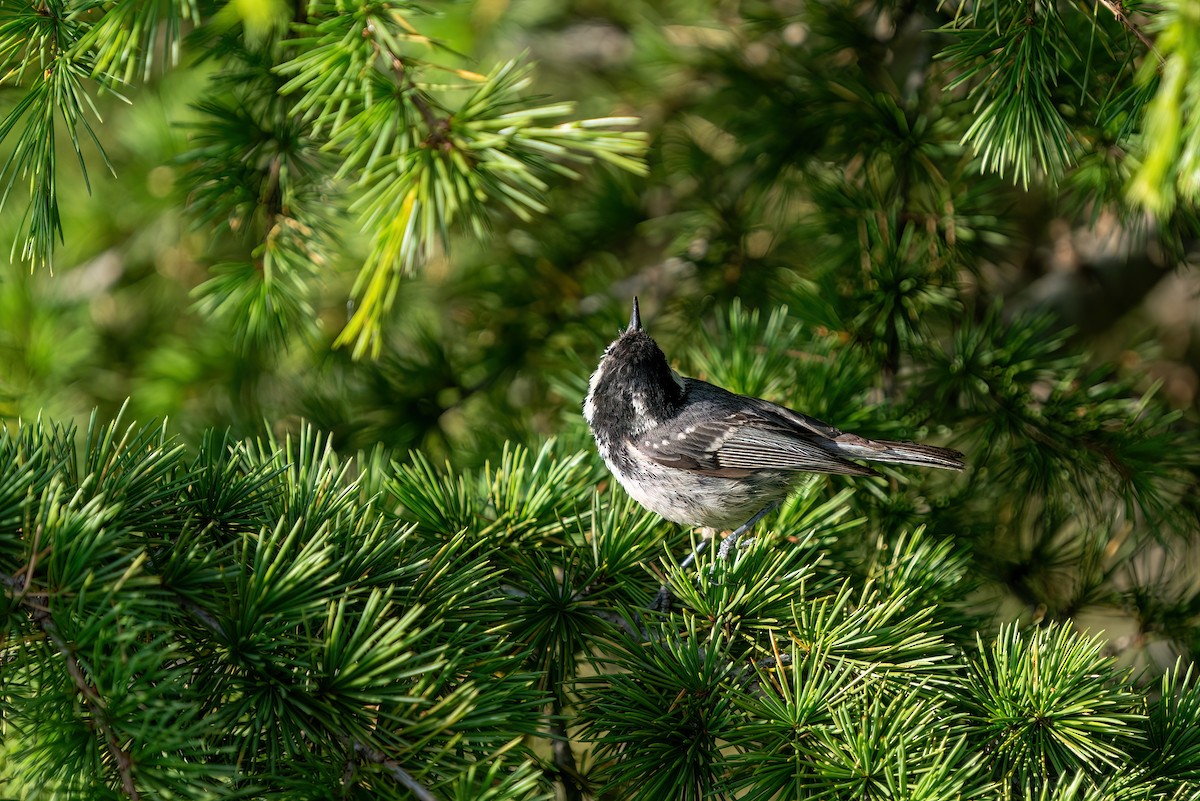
[583,297,964,561]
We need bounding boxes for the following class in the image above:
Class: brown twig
[9,523,45,601]
[360,18,451,150]
[549,705,585,801]
[174,593,223,636]
[3,573,141,800]
[340,753,358,799]
[353,742,441,801]
[1096,0,1158,57]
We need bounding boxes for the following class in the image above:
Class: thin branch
[3,573,141,801]
[9,523,45,602]
[393,57,449,148]
[141,535,226,638]
[1096,0,1158,57]
[340,753,357,799]
[549,704,584,801]
[353,742,441,801]
[174,592,223,636]
[360,17,450,149]
[590,607,646,638]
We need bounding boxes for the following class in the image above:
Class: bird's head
[584,297,686,435]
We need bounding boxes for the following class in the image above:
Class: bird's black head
[584,297,685,439]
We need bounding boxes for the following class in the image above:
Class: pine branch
[2,571,141,801]
[353,742,441,801]
[363,23,446,148]
[1096,0,1157,55]
[548,712,585,801]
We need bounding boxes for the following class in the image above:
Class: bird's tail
[827,434,965,471]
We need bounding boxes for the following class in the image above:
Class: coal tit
[584,298,964,558]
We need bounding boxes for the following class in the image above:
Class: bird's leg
[650,527,715,611]
[679,528,715,571]
[653,506,779,610]
[651,508,777,610]
[717,502,779,560]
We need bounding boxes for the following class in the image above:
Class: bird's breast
[604,441,795,530]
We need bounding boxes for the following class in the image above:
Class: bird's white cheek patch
[583,359,608,423]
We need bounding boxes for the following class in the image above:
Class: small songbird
[584,298,964,559]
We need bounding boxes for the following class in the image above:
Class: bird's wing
[632,408,876,477]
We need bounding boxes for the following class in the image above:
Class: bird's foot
[717,502,778,560]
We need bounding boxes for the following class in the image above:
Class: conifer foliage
[0,402,1198,799]
[4,0,1200,799]
[0,0,647,357]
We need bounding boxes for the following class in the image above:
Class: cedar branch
[1096,0,1158,56]
[2,572,141,801]
[353,742,441,801]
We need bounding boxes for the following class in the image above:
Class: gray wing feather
[631,382,876,477]
[629,377,960,476]
[716,429,869,473]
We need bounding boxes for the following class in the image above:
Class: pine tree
[3,0,1200,799]
[1,402,1198,799]
[0,0,647,358]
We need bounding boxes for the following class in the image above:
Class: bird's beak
[629,296,642,331]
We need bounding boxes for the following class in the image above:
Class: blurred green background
[1,0,1197,466]
[2,0,1190,462]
